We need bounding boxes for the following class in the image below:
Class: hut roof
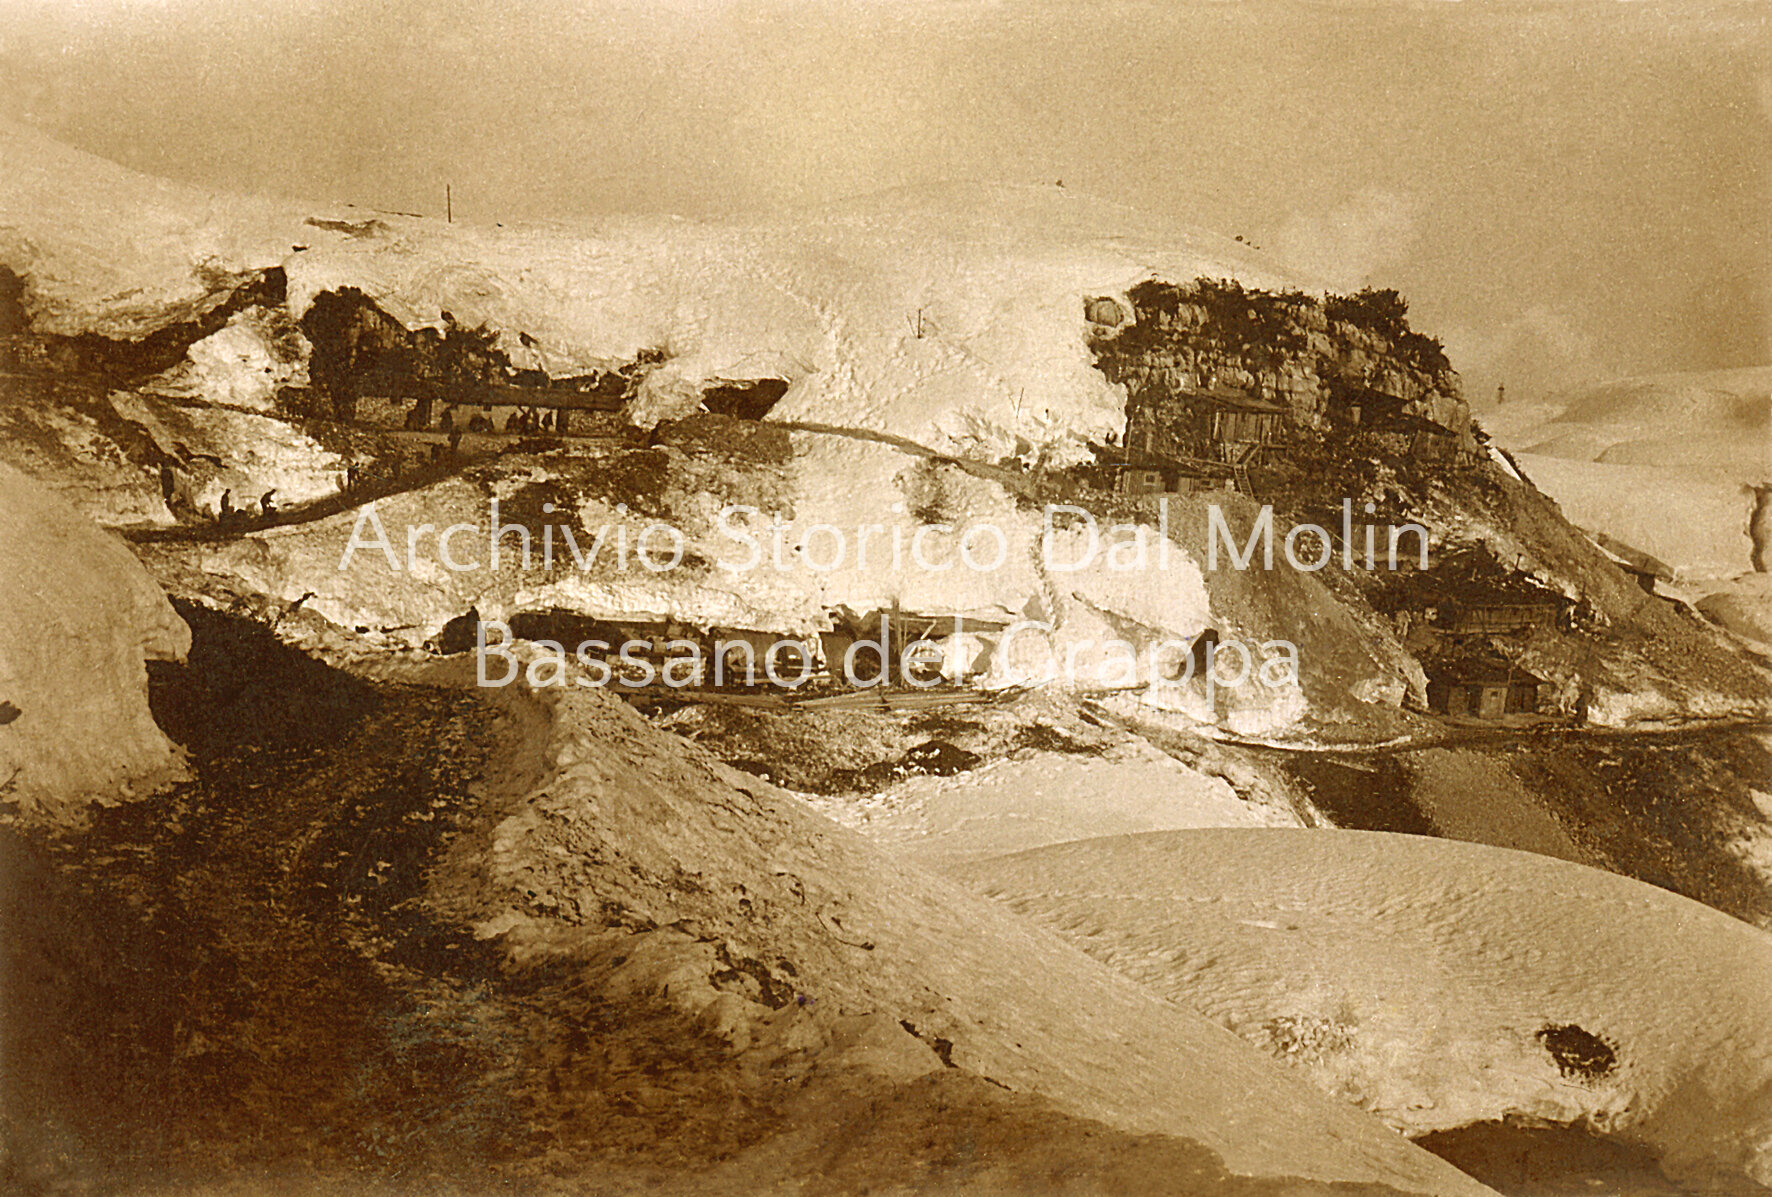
[1425,656,1543,687]
[1090,443,1228,475]
[1179,385,1289,414]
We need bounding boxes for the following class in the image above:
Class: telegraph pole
[446,184,452,224]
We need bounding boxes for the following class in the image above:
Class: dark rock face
[41,266,287,381]
[1089,278,1474,484]
[700,377,790,420]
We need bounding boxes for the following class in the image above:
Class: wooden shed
[1095,449,1224,500]
[1426,658,1542,719]
[1189,387,1291,464]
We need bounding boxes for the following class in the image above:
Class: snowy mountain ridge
[1,118,1306,465]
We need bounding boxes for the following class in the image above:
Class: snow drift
[420,666,1494,1195]
[956,827,1772,1193]
[0,462,189,817]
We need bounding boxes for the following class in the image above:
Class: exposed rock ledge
[0,462,190,819]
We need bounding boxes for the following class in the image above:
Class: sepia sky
[1,0,1767,404]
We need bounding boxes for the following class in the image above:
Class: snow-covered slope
[0,462,190,817]
[1487,368,1771,481]
[1,118,1302,463]
[1514,454,1757,580]
[955,828,1772,1193]
[1483,368,1771,581]
[419,673,1495,1195]
[0,122,323,338]
[10,124,1769,733]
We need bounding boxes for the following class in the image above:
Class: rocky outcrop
[1091,279,1470,431]
[0,463,189,818]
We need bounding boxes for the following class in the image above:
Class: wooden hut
[1436,595,1564,637]
[1188,386,1290,465]
[1124,383,1289,469]
[1426,658,1542,719]
[1328,383,1457,463]
[1093,446,1225,501]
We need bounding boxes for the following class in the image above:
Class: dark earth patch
[1537,1024,1618,1083]
[1282,755,1437,836]
[1417,1121,1696,1197]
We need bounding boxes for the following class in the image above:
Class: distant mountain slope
[1487,368,1770,481]
[1483,368,1770,580]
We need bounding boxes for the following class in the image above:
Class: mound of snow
[955,828,1772,1193]
[799,739,1299,871]
[0,122,327,338]
[427,674,1491,1195]
[0,462,189,817]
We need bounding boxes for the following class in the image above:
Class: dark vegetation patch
[490,477,590,546]
[1115,277,1315,363]
[575,446,676,518]
[487,475,701,574]
[1323,288,1453,378]
[899,457,972,525]
[1537,1024,1618,1082]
